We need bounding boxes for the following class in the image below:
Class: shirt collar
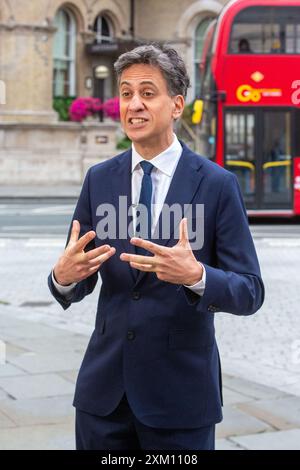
[131,134,182,177]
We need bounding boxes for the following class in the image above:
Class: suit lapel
[109,149,137,280]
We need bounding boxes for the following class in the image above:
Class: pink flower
[102,97,120,121]
[69,96,120,122]
[69,97,103,122]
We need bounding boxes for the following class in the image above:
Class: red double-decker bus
[198,0,300,217]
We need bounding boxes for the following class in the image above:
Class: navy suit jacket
[48,141,264,429]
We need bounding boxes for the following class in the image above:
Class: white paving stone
[216,438,244,450]
[0,422,75,450]
[237,396,300,429]
[223,387,253,406]
[0,395,74,426]
[232,429,300,450]
[0,373,75,399]
[1,323,70,341]
[0,409,16,428]
[216,406,272,439]
[10,335,89,354]
[0,362,26,378]
[8,351,83,374]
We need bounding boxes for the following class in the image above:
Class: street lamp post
[94,65,109,122]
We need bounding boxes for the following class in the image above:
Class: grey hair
[114,43,190,99]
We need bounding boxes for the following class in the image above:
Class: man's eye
[121,91,130,97]
[143,91,154,97]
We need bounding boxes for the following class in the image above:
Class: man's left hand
[120,218,203,285]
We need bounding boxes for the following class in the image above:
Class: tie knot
[140,160,154,175]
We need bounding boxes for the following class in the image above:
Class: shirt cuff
[51,270,77,296]
[183,263,206,297]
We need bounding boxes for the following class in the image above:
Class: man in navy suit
[48,44,264,450]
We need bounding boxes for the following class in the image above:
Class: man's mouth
[128,118,148,125]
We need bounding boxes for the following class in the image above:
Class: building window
[53,8,76,97]
[194,17,215,98]
[94,15,113,44]
[229,6,300,54]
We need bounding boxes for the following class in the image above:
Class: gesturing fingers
[178,218,189,246]
[85,244,112,261]
[75,247,116,279]
[120,252,156,266]
[69,229,96,254]
[88,247,116,267]
[68,220,80,245]
[130,237,165,256]
[129,261,154,272]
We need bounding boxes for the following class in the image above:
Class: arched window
[194,16,215,97]
[94,15,113,44]
[53,8,76,97]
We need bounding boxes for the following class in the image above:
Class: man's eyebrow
[120,80,158,89]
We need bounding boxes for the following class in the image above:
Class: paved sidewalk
[0,307,300,450]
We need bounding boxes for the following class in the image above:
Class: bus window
[286,24,300,54]
[194,17,216,96]
[229,6,300,54]
[238,38,252,53]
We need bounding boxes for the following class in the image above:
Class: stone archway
[46,0,87,31]
[89,0,126,38]
[176,0,223,39]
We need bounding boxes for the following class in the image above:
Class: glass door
[261,111,293,208]
[225,111,256,207]
[225,109,293,210]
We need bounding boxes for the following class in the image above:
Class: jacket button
[208,305,218,313]
[132,291,140,300]
[127,330,135,341]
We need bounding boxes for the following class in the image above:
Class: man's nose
[128,94,145,111]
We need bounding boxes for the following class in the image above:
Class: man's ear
[172,95,185,120]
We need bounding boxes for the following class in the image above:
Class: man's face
[119,64,183,148]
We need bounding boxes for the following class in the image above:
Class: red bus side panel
[294,157,300,215]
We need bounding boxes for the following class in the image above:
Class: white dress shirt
[52,134,206,297]
[131,133,181,237]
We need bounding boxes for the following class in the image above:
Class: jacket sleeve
[48,168,98,310]
[183,171,265,316]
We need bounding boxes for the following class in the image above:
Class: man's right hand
[53,220,116,286]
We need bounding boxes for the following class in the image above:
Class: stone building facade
[0,0,228,184]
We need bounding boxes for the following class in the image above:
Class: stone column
[0,21,58,123]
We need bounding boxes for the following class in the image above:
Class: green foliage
[53,96,76,121]
[117,135,132,150]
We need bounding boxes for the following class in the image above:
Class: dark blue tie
[135,160,154,253]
